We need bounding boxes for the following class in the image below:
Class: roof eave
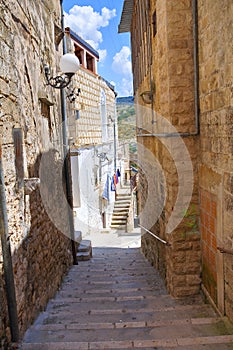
[67,28,100,59]
[118,0,134,33]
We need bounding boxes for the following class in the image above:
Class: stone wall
[129,0,233,320]
[0,0,73,346]
[132,0,201,297]
[198,0,233,320]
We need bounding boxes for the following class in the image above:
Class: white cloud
[64,5,116,62]
[117,78,133,97]
[112,46,133,96]
[112,46,132,77]
[98,49,107,63]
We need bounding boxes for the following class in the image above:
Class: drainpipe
[113,116,117,172]
[137,0,200,138]
[60,0,77,264]
[0,143,19,343]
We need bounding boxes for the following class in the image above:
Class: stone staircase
[20,248,233,350]
[111,186,131,230]
[75,230,92,261]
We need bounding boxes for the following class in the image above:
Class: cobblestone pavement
[20,232,233,349]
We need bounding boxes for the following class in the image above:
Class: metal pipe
[139,224,170,246]
[192,0,200,135]
[0,143,19,342]
[137,132,196,138]
[60,1,77,264]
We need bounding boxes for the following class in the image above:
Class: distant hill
[116,96,134,104]
[116,96,136,155]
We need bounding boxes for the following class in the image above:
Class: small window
[87,53,94,72]
[75,44,83,65]
[41,101,50,119]
[152,10,157,37]
[39,98,53,139]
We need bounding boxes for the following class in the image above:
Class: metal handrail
[139,224,171,246]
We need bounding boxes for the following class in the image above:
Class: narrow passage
[21,247,233,349]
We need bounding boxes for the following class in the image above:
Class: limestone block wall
[0,0,73,345]
[198,0,233,320]
[132,0,201,297]
[68,68,116,148]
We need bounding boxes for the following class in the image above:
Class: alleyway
[20,232,233,350]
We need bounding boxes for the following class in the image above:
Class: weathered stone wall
[198,0,233,320]
[0,0,73,345]
[132,0,201,297]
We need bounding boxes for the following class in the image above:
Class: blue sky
[62,0,133,97]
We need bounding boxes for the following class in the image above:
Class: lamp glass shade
[60,53,80,73]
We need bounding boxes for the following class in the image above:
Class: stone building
[0,0,76,347]
[119,0,233,321]
[65,29,119,235]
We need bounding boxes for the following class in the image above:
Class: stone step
[114,198,131,203]
[116,195,131,200]
[20,247,233,350]
[34,304,217,326]
[77,251,92,261]
[45,301,218,317]
[112,211,128,216]
[29,317,224,331]
[113,204,130,209]
[20,335,233,350]
[76,240,92,261]
[78,240,92,253]
[111,216,128,220]
[23,315,233,342]
[110,224,126,230]
[111,219,127,225]
[21,334,233,349]
[112,208,129,216]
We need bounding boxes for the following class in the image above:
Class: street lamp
[44,53,80,89]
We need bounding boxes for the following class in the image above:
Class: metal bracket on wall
[217,247,233,256]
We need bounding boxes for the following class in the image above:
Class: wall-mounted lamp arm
[44,53,80,90]
[66,87,81,102]
[140,91,153,104]
[44,65,74,89]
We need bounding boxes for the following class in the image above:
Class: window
[74,44,83,65]
[39,97,53,140]
[87,53,94,72]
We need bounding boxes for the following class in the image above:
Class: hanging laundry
[102,175,110,201]
[111,176,116,191]
[113,172,118,186]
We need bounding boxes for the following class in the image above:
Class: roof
[100,77,117,95]
[118,0,134,33]
[67,28,100,59]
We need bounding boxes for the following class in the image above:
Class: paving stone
[20,247,233,350]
